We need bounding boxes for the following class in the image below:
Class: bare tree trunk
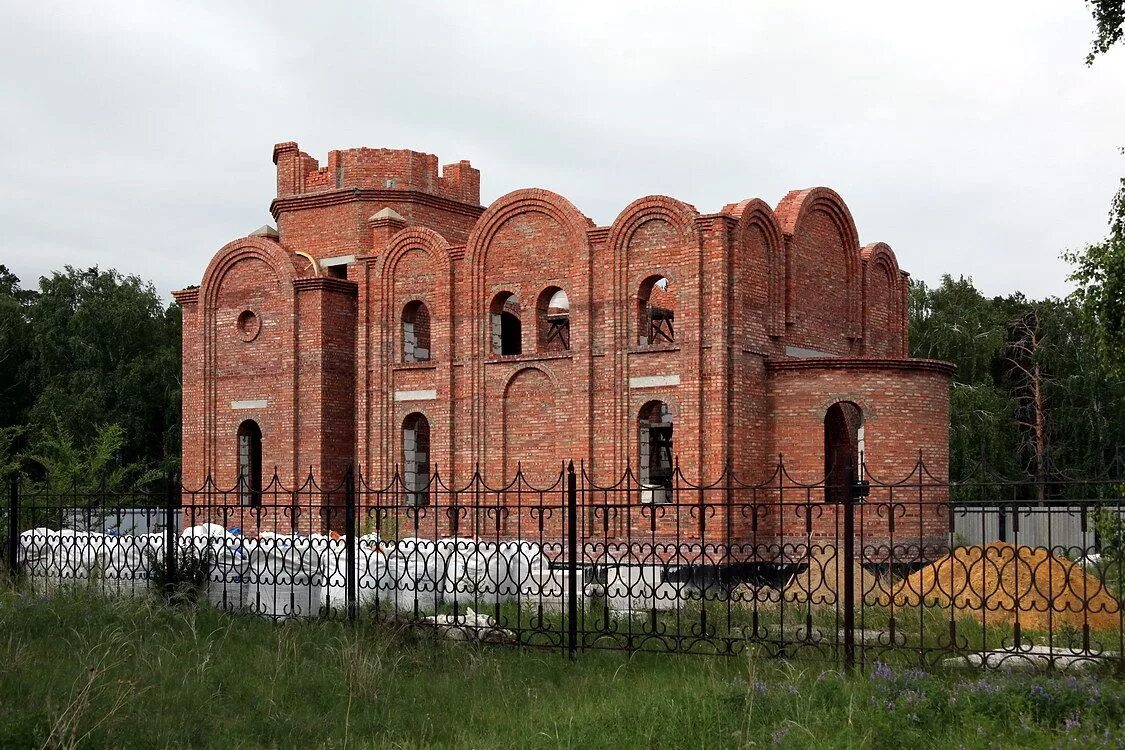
[1032,350,1047,504]
[1008,311,1051,502]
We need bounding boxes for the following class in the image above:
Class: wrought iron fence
[4,459,1124,673]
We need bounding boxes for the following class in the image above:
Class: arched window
[402,413,431,506]
[638,400,674,504]
[536,287,570,352]
[237,420,262,506]
[637,275,675,346]
[402,300,431,362]
[490,292,522,356]
[824,401,863,503]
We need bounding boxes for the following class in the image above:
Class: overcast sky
[1,0,1123,302]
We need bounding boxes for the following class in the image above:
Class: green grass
[2,586,1125,749]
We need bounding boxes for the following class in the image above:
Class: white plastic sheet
[100,533,162,597]
[603,565,693,612]
[16,525,595,619]
[378,541,444,613]
[320,539,391,611]
[206,537,251,611]
[17,528,56,571]
[244,537,324,618]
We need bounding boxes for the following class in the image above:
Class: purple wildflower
[968,677,998,694]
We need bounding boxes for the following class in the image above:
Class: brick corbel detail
[368,214,408,255]
[172,288,200,306]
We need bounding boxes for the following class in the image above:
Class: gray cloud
[1,0,1122,300]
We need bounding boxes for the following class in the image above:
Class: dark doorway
[237,420,262,506]
[824,402,862,503]
[402,412,431,506]
[490,292,522,356]
[638,400,674,503]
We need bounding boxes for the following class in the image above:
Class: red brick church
[173,142,952,515]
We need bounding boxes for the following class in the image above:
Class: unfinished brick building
[173,142,953,542]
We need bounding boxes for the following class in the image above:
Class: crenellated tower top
[272,142,481,206]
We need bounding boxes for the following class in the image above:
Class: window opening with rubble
[402,300,432,362]
[237,420,262,507]
[638,400,674,504]
[637,275,675,345]
[537,287,570,352]
[490,292,522,356]
[402,412,431,506]
[824,401,863,503]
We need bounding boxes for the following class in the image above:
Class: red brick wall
[775,188,863,355]
[172,288,202,487]
[764,359,953,546]
[861,243,906,357]
[177,237,356,513]
[271,143,483,260]
[185,238,299,491]
[500,366,564,486]
[274,144,479,203]
[294,277,357,490]
[177,142,949,548]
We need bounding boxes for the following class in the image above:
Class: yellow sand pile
[894,542,1121,631]
[782,549,885,611]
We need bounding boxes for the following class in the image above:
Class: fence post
[164,473,177,601]
[7,473,19,580]
[345,464,357,623]
[567,461,578,661]
[843,468,871,672]
[842,476,856,673]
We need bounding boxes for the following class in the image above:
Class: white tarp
[244,537,324,618]
[101,533,163,596]
[321,538,390,611]
[17,526,592,618]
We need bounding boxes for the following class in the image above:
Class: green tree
[0,426,21,479]
[1084,0,1125,64]
[1073,2,1125,375]
[910,275,1007,384]
[910,276,1020,479]
[910,277,1125,483]
[1064,175,1125,378]
[19,266,181,478]
[1034,300,1125,480]
[0,265,36,431]
[24,421,157,495]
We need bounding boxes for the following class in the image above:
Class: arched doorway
[402,412,431,506]
[638,400,674,504]
[237,420,262,506]
[824,402,863,503]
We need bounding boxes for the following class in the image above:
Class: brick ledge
[270,188,485,220]
[766,357,955,375]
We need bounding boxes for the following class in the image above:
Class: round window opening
[236,310,261,342]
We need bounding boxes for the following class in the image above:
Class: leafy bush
[1094,506,1125,566]
[146,545,213,605]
